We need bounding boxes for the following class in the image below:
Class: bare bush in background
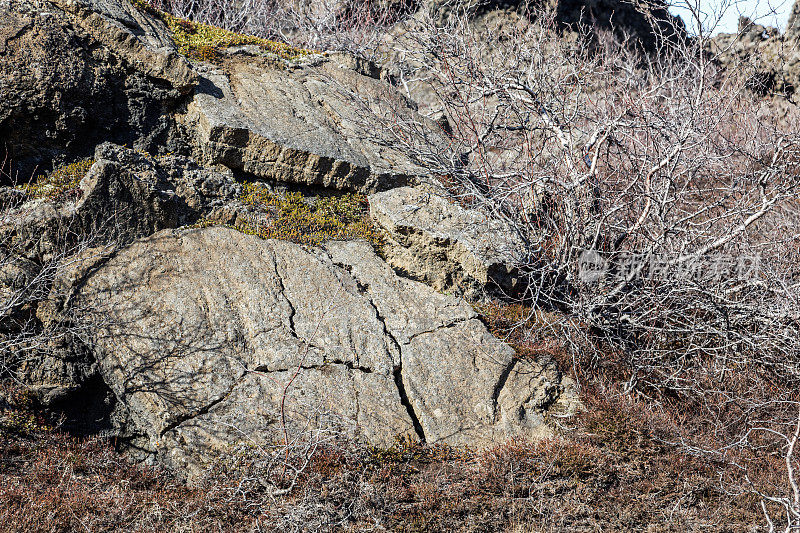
[349,2,800,525]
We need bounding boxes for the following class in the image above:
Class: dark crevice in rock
[328,359,373,373]
[326,256,426,440]
[326,257,405,352]
[43,371,119,436]
[252,360,373,374]
[272,260,298,339]
[405,317,472,345]
[491,357,518,421]
[159,383,237,437]
[393,364,425,442]
[346,268,404,353]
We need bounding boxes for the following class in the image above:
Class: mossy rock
[196,182,383,246]
[18,159,94,201]
[132,0,311,63]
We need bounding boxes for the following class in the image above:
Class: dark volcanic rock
[0,0,194,183]
[424,0,685,51]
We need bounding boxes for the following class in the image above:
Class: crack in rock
[355,285,427,441]
[159,380,239,437]
[253,360,373,374]
[393,364,426,442]
[327,256,470,346]
[404,317,473,345]
[324,255,427,441]
[491,358,518,422]
[272,258,299,340]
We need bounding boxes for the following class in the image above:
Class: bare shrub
[351,2,800,525]
[0,222,107,383]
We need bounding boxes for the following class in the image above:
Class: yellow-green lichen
[237,183,382,246]
[19,159,94,201]
[198,182,382,246]
[133,0,312,62]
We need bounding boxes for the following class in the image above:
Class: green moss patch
[133,1,312,62]
[18,159,94,201]
[198,182,383,246]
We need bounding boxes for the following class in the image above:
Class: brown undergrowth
[0,376,762,532]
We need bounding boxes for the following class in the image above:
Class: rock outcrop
[1,0,578,482]
[0,144,189,261]
[183,55,430,193]
[422,0,684,46]
[710,15,800,104]
[61,227,567,479]
[787,0,800,41]
[2,0,435,192]
[49,0,196,90]
[370,186,524,297]
[0,0,191,181]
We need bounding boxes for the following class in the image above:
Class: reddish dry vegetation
[0,378,762,532]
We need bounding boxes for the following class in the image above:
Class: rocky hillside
[711,9,800,105]
[1,0,581,481]
[2,0,799,531]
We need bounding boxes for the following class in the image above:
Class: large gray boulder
[64,227,569,479]
[370,186,525,297]
[183,54,431,193]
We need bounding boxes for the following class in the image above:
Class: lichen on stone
[197,182,383,246]
[18,159,94,201]
[132,0,312,62]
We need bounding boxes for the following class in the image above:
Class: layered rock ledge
[370,186,525,297]
[184,57,430,193]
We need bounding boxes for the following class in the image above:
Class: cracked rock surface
[69,227,566,479]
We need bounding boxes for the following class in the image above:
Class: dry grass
[0,381,763,532]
